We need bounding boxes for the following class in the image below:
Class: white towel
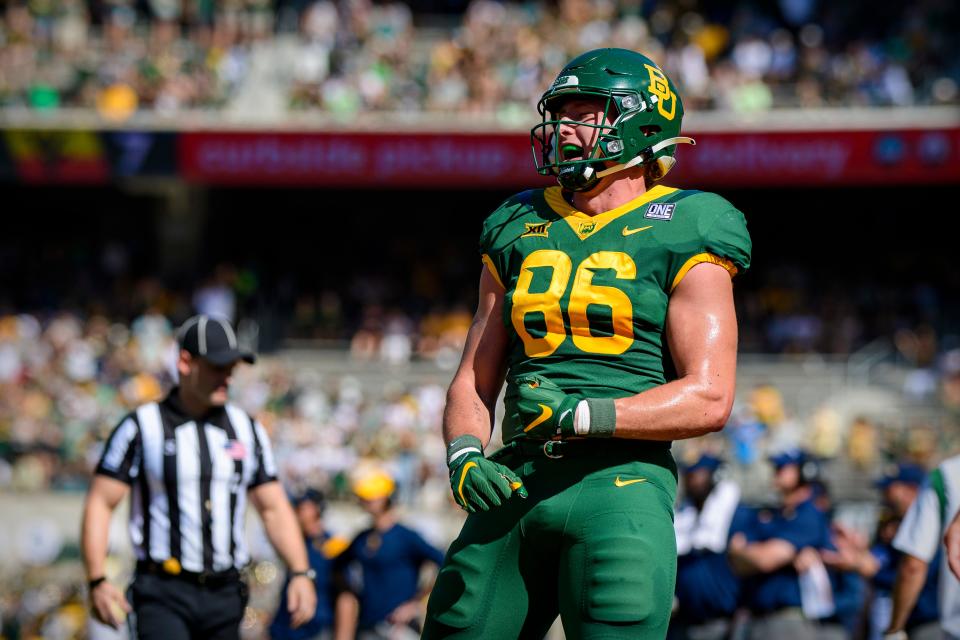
[799,556,836,619]
[675,479,741,555]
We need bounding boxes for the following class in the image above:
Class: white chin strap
[595,136,696,179]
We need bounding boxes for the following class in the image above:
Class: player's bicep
[665,262,738,409]
[452,266,508,409]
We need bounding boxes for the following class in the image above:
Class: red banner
[178,132,553,188]
[178,128,960,187]
[673,128,960,186]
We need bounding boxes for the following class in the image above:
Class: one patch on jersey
[645,202,676,220]
[578,221,596,236]
[521,221,552,238]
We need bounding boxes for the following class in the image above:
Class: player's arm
[444,266,527,512]
[886,552,930,634]
[444,265,509,446]
[516,261,737,440]
[81,475,132,628]
[250,481,317,628]
[615,261,737,439]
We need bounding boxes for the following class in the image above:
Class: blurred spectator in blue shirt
[728,449,833,640]
[335,469,445,639]
[822,462,939,640]
[808,480,866,640]
[672,454,750,640]
[270,488,348,640]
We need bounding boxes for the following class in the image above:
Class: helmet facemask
[531,91,627,192]
[529,49,697,192]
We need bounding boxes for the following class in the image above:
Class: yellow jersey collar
[543,185,678,240]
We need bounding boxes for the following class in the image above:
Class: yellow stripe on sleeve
[481,254,505,289]
[671,253,738,292]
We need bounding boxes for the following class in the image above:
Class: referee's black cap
[177,315,256,366]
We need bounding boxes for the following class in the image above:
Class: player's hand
[509,375,579,439]
[447,435,527,512]
[387,599,423,625]
[287,574,318,628]
[89,580,131,629]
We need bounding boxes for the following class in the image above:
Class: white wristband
[448,447,481,466]
[575,400,590,436]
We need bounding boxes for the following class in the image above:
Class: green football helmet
[530,48,696,192]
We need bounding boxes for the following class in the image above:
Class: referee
[81,315,317,639]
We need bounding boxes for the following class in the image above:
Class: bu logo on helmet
[644,64,676,121]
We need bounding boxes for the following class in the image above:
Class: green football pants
[423,440,678,640]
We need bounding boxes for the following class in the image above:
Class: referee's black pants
[127,572,248,640]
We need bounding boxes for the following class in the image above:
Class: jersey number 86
[511,250,636,358]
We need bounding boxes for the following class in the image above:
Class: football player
[423,48,752,639]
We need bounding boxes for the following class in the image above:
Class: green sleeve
[478,191,534,288]
[703,206,752,273]
[478,214,507,288]
[668,193,752,292]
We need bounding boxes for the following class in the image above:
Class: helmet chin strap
[595,136,696,179]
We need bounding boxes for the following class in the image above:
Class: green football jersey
[479,184,752,443]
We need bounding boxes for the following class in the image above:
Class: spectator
[886,455,960,639]
[334,468,444,639]
[809,481,867,640]
[1,0,957,117]
[728,449,834,640]
[270,488,349,640]
[672,454,749,640]
[821,462,939,640]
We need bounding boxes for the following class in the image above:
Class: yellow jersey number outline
[511,250,637,357]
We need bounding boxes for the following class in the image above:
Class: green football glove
[511,375,616,439]
[447,435,527,512]
[510,375,579,439]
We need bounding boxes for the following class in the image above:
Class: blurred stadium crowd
[0,310,452,495]
[2,307,960,637]
[1,0,958,118]
[1,305,959,495]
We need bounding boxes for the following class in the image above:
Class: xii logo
[521,221,552,238]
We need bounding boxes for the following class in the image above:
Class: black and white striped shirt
[95,389,278,573]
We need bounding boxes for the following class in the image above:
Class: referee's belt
[137,559,240,587]
[494,437,670,460]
